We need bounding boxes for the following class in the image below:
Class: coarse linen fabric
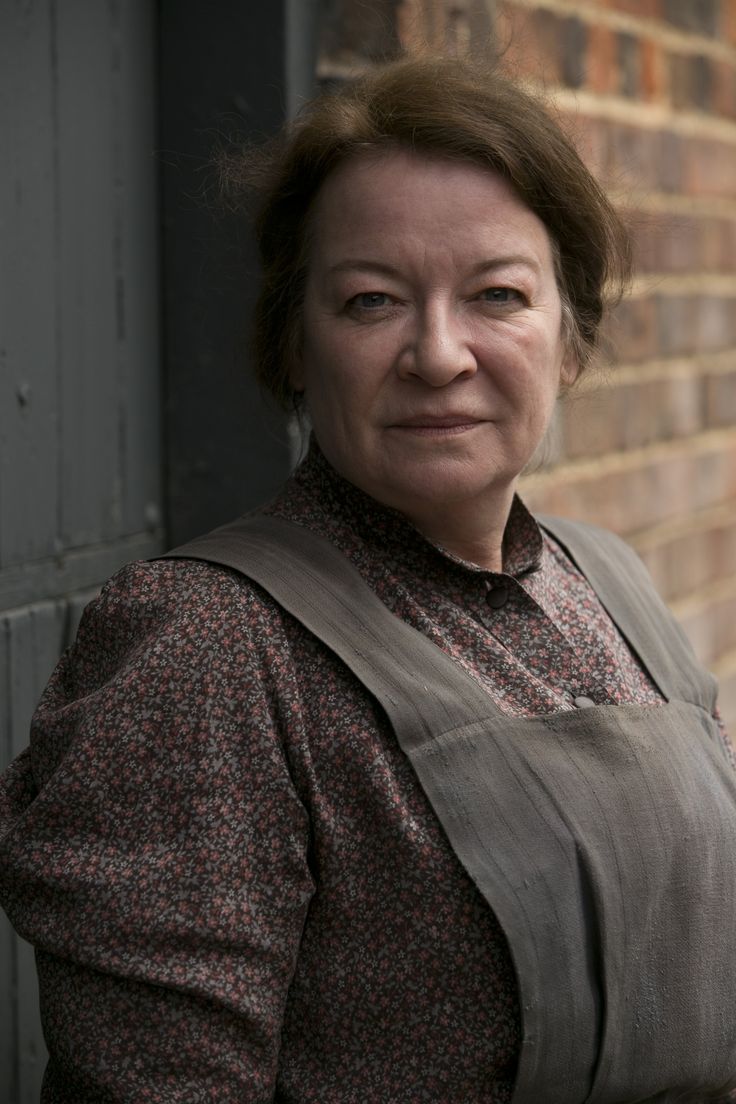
[0,441,732,1103]
[169,509,736,1103]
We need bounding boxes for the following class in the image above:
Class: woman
[1,56,736,1103]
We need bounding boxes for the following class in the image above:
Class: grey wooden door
[1,2,162,1099]
[1,0,319,1097]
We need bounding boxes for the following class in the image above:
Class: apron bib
[166,514,736,1103]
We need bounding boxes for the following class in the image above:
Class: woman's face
[292,149,575,532]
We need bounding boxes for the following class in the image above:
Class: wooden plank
[113,0,164,536]
[16,938,44,1104]
[0,529,162,614]
[65,587,102,649]
[0,612,11,773]
[160,0,294,546]
[0,615,18,1102]
[56,2,121,547]
[0,917,17,1104]
[4,602,67,1100]
[0,0,60,568]
[7,602,67,760]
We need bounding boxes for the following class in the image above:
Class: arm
[0,559,314,1102]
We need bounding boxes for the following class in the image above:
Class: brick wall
[494,0,736,727]
[319,0,736,727]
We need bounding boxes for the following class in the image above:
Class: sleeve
[0,559,315,1103]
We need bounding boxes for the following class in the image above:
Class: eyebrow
[326,260,403,278]
[325,255,542,278]
[467,255,543,276]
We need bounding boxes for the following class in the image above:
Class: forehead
[306,148,555,269]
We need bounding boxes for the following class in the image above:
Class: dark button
[485,584,509,609]
[572,695,597,709]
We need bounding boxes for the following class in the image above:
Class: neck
[403,490,515,572]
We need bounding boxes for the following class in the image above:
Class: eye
[348,292,393,310]
[478,287,522,305]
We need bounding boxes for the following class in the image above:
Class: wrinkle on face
[293,149,575,567]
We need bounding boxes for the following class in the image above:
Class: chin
[373,472,505,515]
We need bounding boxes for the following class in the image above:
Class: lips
[391,414,485,428]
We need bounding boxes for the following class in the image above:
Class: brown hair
[223,54,631,409]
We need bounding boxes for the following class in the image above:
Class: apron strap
[162,511,736,1103]
[539,515,717,712]
[165,513,501,742]
[166,511,715,720]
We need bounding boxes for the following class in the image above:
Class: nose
[396,304,477,386]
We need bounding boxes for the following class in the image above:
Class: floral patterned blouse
[0,442,729,1102]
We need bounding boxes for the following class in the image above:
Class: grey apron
[167,513,736,1103]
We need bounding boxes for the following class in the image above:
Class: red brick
[640,38,667,103]
[656,295,736,354]
[656,294,717,358]
[677,592,736,666]
[691,54,715,113]
[720,221,736,272]
[668,53,692,111]
[703,217,736,272]
[712,515,736,580]
[686,136,736,198]
[634,515,736,601]
[663,0,719,37]
[617,31,641,99]
[561,16,586,89]
[496,3,562,84]
[586,25,618,95]
[705,369,736,428]
[653,296,696,357]
[485,0,736,691]
[604,120,661,190]
[523,437,736,536]
[724,0,736,47]
[560,374,704,460]
[695,296,736,352]
[603,125,685,194]
[603,0,661,17]
[715,669,736,733]
[604,296,660,363]
[320,0,402,61]
[562,111,609,180]
[655,129,685,193]
[625,211,657,273]
[712,59,736,120]
[629,211,701,274]
[668,217,706,271]
[559,389,623,459]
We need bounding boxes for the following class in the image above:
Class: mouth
[389,414,485,436]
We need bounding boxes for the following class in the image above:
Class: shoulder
[538,514,643,569]
[26,556,310,797]
[538,513,719,712]
[537,512,675,621]
[537,513,667,602]
[77,556,292,673]
[41,556,304,739]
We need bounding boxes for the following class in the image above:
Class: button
[485,584,509,609]
[572,695,597,709]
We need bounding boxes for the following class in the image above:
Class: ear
[559,349,580,390]
[557,300,583,390]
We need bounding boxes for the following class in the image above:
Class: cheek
[298,341,363,432]
[489,330,565,422]
[308,323,391,399]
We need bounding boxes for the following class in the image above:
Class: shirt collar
[271,437,544,580]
